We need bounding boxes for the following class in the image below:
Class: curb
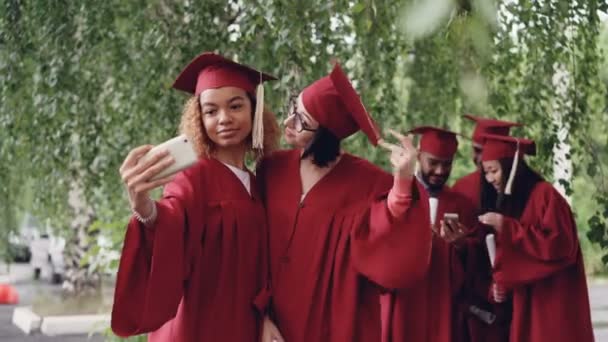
[11,306,109,336]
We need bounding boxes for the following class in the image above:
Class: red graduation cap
[480,134,536,161]
[480,133,536,195]
[172,52,276,149]
[172,52,276,96]
[463,114,522,146]
[301,63,381,145]
[409,126,459,159]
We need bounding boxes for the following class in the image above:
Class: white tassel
[504,140,520,195]
[252,76,265,150]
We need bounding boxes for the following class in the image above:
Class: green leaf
[352,2,366,14]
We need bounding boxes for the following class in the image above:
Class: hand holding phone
[443,213,459,226]
[440,213,466,244]
[138,135,198,181]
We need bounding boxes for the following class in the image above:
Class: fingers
[378,139,402,152]
[387,128,407,141]
[126,155,175,190]
[132,174,176,194]
[443,219,456,236]
[387,129,416,151]
[440,220,467,243]
[440,220,456,241]
[478,213,491,225]
[401,134,416,151]
[120,145,154,173]
[455,222,468,235]
[493,284,506,302]
[122,150,172,184]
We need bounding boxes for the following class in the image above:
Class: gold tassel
[252,73,264,150]
[505,140,520,195]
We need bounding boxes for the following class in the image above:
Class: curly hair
[178,94,280,161]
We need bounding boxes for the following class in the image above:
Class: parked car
[29,231,65,284]
[7,232,31,263]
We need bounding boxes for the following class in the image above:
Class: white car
[29,232,65,284]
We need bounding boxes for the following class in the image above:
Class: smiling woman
[111,52,281,342]
[180,88,279,161]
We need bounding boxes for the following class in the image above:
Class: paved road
[590,281,608,341]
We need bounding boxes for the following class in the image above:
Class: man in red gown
[381,126,478,342]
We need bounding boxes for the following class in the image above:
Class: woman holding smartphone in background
[111,52,280,341]
[477,134,593,342]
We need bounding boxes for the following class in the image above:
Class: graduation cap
[300,62,381,145]
[463,114,522,146]
[408,126,459,159]
[480,133,536,195]
[172,52,277,150]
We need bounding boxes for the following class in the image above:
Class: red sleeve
[450,194,480,297]
[493,184,579,286]
[386,176,414,219]
[352,181,432,290]
[111,171,196,337]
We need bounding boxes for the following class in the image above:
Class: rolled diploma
[486,234,496,267]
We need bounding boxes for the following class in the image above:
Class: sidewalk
[0,263,105,341]
[0,305,102,341]
[2,263,608,340]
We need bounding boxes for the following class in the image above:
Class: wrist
[133,198,157,225]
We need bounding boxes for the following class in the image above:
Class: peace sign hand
[379,129,418,179]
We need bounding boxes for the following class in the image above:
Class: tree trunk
[62,176,100,295]
[551,66,573,204]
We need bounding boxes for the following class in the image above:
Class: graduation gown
[492,181,593,342]
[457,227,511,342]
[111,158,267,342]
[382,181,476,342]
[452,170,511,342]
[257,150,432,342]
[452,170,481,210]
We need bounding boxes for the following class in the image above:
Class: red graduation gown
[257,150,431,342]
[453,170,511,342]
[492,181,593,342]
[452,170,481,209]
[457,227,511,342]
[382,182,475,342]
[111,158,267,342]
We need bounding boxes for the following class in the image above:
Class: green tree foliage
[1,0,607,296]
[401,0,608,270]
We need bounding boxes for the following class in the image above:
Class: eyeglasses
[286,95,317,133]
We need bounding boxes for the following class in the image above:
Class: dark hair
[480,158,544,219]
[301,126,341,167]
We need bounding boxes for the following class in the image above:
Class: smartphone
[139,135,198,181]
[443,213,459,226]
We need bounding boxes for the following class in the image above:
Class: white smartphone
[443,213,459,225]
[139,135,198,181]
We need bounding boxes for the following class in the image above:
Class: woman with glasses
[256,63,432,342]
